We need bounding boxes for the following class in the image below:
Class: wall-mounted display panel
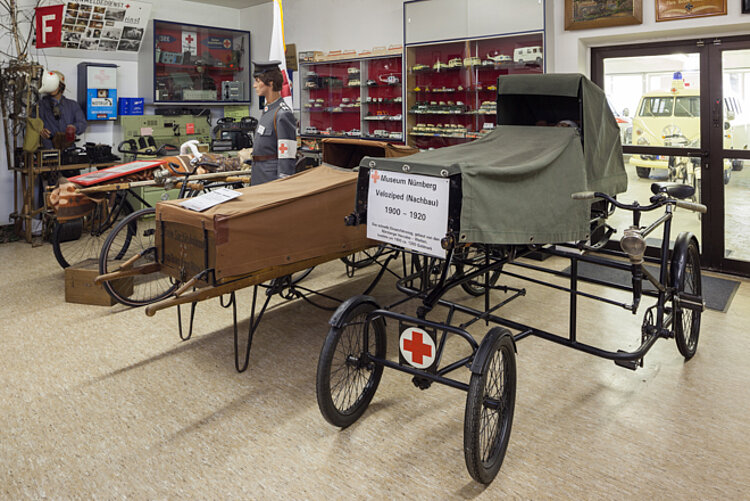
[152,20,250,104]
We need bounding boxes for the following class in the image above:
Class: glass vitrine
[153,20,251,104]
[405,33,544,149]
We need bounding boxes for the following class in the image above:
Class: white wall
[1,0,243,225]
[6,0,750,225]
[549,0,750,75]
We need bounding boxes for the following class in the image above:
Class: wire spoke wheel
[464,327,516,484]
[52,197,133,268]
[99,207,179,307]
[340,245,386,270]
[316,299,386,428]
[673,239,702,359]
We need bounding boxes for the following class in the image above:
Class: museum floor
[1,239,749,498]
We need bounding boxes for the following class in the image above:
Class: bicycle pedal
[411,376,432,390]
[614,350,639,371]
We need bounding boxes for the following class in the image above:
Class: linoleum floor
[1,240,749,499]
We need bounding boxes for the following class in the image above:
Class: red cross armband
[277,139,296,159]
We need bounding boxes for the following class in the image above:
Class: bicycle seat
[651,182,695,200]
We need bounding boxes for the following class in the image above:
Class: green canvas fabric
[497,73,628,194]
[360,73,627,245]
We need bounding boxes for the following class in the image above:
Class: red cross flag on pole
[270,0,293,108]
[399,327,437,369]
[35,5,64,49]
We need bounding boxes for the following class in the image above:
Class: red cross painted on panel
[185,34,194,44]
[404,331,431,364]
[223,39,231,49]
[399,327,436,369]
[278,143,288,155]
[371,170,380,183]
[93,69,111,86]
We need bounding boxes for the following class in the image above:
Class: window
[639,97,674,117]
[674,96,700,117]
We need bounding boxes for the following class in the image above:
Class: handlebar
[571,191,707,214]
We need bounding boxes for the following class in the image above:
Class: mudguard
[328,295,381,328]
[670,231,700,288]
[470,327,516,375]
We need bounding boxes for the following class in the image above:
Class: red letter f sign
[35,5,64,49]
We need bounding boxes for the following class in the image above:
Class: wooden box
[65,258,133,306]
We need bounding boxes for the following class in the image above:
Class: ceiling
[184,0,270,9]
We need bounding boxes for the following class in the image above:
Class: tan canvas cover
[156,165,371,280]
[322,138,417,168]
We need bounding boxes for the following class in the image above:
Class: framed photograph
[744,0,750,14]
[565,0,643,31]
[656,0,727,21]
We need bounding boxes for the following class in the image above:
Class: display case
[152,20,250,104]
[405,33,544,149]
[300,55,403,142]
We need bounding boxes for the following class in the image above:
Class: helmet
[40,70,65,94]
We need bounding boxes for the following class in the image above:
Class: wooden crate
[65,258,133,306]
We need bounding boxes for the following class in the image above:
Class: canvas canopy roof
[361,74,627,245]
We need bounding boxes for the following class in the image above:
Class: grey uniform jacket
[251,98,297,186]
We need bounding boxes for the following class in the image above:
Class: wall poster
[60,0,151,52]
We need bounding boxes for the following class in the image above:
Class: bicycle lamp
[620,227,647,264]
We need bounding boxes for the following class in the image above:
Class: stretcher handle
[571,191,596,200]
[675,200,707,214]
[173,277,198,298]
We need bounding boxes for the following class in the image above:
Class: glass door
[594,36,750,276]
[592,42,706,257]
[713,42,750,272]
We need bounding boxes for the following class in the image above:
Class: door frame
[592,35,750,277]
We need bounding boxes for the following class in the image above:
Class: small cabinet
[300,54,404,142]
[405,33,544,149]
[152,20,250,104]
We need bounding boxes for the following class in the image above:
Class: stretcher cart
[315,74,706,484]
[106,166,403,372]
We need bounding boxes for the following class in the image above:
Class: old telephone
[211,116,258,151]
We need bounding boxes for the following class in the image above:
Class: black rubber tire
[99,207,179,307]
[316,300,386,428]
[636,167,651,179]
[52,197,134,269]
[732,159,743,171]
[454,246,487,297]
[464,327,516,485]
[723,168,731,185]
[672,238,702,360]
[340,245,386,269]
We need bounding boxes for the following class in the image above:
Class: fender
[670,231,700,288]
[328,295,381,328]
[470,327,516,375]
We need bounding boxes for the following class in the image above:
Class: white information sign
[179,188,242,212]
[367,169,450,258]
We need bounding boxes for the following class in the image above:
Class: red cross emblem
[223,39,231,49]
[185,34,194,44]
[278,143,288,155]
[371,170,380,183]
[400,328,435,369]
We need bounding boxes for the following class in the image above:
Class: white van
[513,46,543,65]
[629,74,748,182]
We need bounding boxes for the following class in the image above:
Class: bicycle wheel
[316,298,386,428]
[340,245,386,269]
[99,207,179,307]
[52,196,134,269]
[672,237,702,360]
[464,327,516,485]
[454,246,488,297]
